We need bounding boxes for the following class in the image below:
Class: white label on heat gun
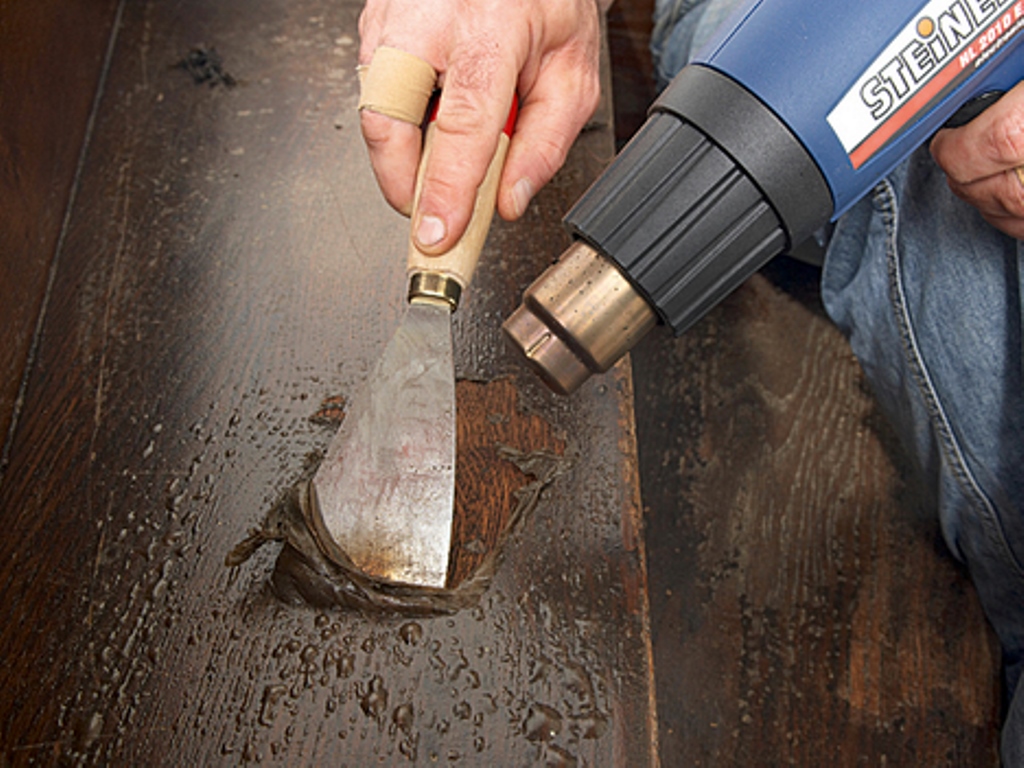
[827,0,1024,169]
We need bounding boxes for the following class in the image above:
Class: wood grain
[0,0,120,464]
[633,259,1001,765]
[0,0,655,764]
[448,378,567,588]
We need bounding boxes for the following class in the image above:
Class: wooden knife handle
[406,98,518,308]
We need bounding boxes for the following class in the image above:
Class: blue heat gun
[504,0,1024,394]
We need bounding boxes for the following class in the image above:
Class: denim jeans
[651,0,1024,761]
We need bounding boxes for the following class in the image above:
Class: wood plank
[633,259,1002,765]
[0,0,655,764]
[0,0,120,465]
[606,0,657,147]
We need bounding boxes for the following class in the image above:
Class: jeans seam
[878,180,1024,578]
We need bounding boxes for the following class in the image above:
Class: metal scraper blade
[310,301,455,588]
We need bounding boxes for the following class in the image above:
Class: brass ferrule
[408,272,461,311]
[502,241,657,395]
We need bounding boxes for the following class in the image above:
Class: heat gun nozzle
[502,241,657,395]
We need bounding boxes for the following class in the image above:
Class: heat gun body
[702,0,1024,216]
[504,0,1024,394]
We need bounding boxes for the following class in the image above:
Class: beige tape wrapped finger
[358,46,437,124]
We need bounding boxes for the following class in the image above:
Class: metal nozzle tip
[502,305,591,396]
[502,241,658,396]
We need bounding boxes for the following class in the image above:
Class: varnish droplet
[399,622,423,646]
[359,675,388,720]
[259,684,287,727]
[523,703,562,742]
[579,712,609,740]
[74,711,104,752]
[392,702,414,733]
[325,646,355,678]
[545,743,578,767]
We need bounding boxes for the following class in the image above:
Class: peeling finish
[227,445,572,616]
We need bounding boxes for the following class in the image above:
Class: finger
[355,44,439,216]
[360,110,422,216]
[948,166,1024,218]
[496,55,601,221]
[411,42,519,253]
[931,80,1024,183]
[357,7,381,63]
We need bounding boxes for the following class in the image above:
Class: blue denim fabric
[651,0,744,89]
[651,0,1024,761]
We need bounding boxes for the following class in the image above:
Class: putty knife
[308,99,517,588]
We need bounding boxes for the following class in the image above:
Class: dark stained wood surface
[632,262,1002,765]
[606,0,658,148]
[0,0,120,463]
[0,1,655,764]
[447,378,567,588]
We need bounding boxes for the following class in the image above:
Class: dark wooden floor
[606,0,1004,764]
[0,0,1005,765]
[0,1,655,764]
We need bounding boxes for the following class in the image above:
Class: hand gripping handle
[406,97,518,310]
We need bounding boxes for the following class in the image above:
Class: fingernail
[416,214,446,248]
[511,178,534,218]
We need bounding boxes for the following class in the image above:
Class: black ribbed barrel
[563,65,832,335]
[565,112,785,334]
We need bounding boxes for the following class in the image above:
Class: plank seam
[0,0,127,487]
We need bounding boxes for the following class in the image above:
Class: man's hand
[357,0,603,254]
[931,80,1024,240]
